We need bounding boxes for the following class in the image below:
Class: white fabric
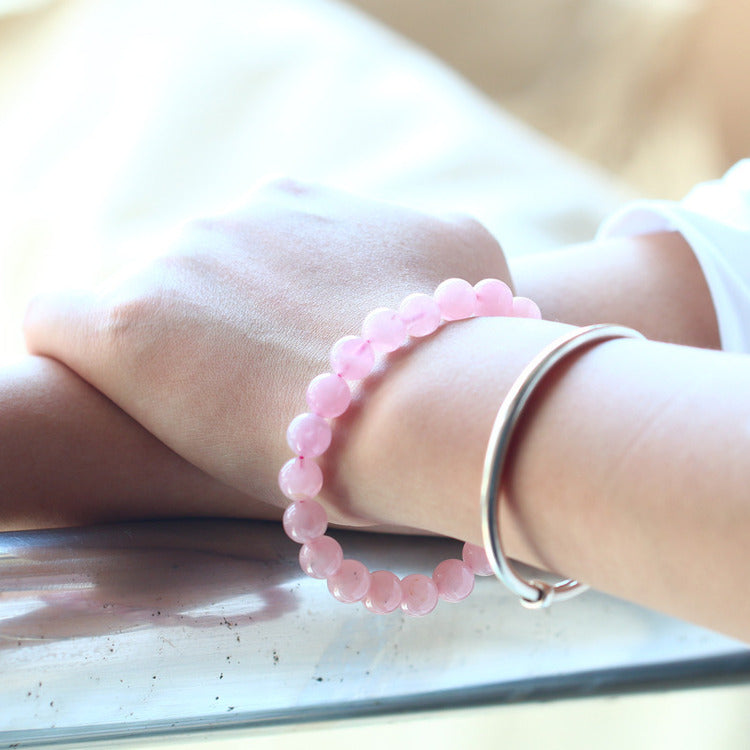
[598,160,750,353]
[0,0,629,363]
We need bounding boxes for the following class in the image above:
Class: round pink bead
[330,336,375,380]
[278,457,323,501]
[363,570,403,614]
[299,535,343,579]
[400,573,439,616]
[474,278,513,317]
[282,499,328,543]
[462,542,494,576]
[398,293,442,337]
[434,278,477,321]
[362,307,407,353]
[306,373,351,418]
[286,412,332,457]
[512,296,542,319]
[327,559,371,603]
[433,558,475,602]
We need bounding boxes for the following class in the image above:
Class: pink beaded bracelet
[278,277,541,616]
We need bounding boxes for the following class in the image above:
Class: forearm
[511,230,720,349]
[339,318,750,641]
[336,228,722,536]
[510,333,749,639]
[335,230,745,638]
[0,356,280,530]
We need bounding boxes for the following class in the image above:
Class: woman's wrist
[328,315,576,552]
[274,228,721,553]
[332,312,750,638]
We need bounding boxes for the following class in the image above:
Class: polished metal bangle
[480,323,645,609]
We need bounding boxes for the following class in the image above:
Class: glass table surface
[1,519,748,747]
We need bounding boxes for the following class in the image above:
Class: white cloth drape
[599,160,750,353]
[0,0,628,362]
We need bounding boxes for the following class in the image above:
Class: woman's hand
[24,179,512,527]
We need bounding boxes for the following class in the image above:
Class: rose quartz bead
[299,535,343,579]
[282,499,328,543]
[512,296,542,319]
[306,373,351,418]
[400,573,439,616]
[433,558,475,602]
[327,559,371,603]
[474,278,513,317]
[398,293,442,337]
[362,307,407,353]
[286,412,332,457]
[434,278,476,321]
[278,457,323,501]
[363,570,403,614]
[330,336,375,380]
[462,542,494,576]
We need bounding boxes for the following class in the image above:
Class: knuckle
[93,289,163,360]
[258,175,313,197]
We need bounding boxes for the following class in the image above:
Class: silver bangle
[480,323,645,609]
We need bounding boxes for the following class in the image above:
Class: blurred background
[349,0,745,199]
[2,0,749,747]
[2,0,749,359]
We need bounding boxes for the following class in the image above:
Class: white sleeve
[596,160,750,353]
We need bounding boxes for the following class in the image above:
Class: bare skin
[11,180,748,640]
[0,355,276,530]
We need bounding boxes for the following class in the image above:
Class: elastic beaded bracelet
[279,277,540,616]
